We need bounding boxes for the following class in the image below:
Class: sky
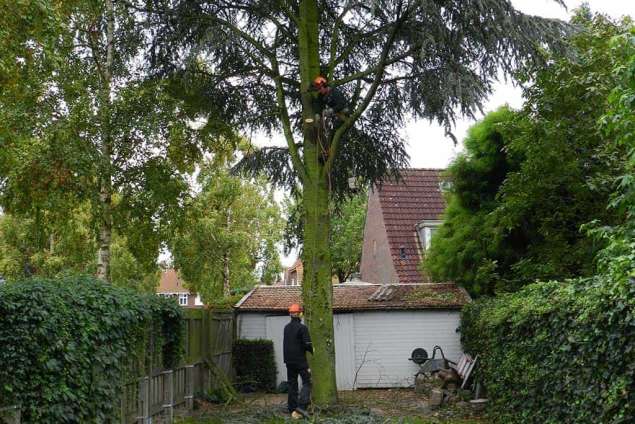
[406,0,635,170]
[276,0,635,267]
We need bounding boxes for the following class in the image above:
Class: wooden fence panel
[119,308,234,424]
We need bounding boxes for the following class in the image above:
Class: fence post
[185,364,195,410]
[162,370,174,423]
[137,377,150,424]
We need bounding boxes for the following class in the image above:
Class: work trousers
[286,365,311,412]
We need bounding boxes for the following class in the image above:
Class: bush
[461,276,635,423]
[0,274,183,423]
[233,339,277,392]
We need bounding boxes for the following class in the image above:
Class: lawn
[175,389,487,424]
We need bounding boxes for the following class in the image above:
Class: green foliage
[423,107,518,295]
[0,208,157,292]
[0,0,226,281]
[171,166,283,301]
[232,339,277,392]
[0,274,183,423]
[460,24,635,423]
[424,13,631,295]
[461,275,635,423]
[283,191,367,282]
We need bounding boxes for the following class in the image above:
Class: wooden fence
[120,308,235,424]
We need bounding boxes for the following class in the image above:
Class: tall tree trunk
[298,0,338,406]
[96,0,114,282]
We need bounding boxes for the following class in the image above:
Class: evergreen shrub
[461,277,635,423]
[0,275,183,423]
[233,339,277,392]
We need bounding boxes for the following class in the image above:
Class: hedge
[461,276,635,423]
[0,275,183,423]
[233,339,277,392]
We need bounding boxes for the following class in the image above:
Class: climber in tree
[310,75,350,164]
[311,75,350,122]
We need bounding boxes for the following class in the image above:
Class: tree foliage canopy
[170,166,284,301]
[147,0,570,197]
[0,0,228,280]
[424,13,631,295]
[284,190,367,282]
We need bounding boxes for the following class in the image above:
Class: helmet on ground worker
[288,303,303,314]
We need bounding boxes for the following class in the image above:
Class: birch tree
[1,1,224,281]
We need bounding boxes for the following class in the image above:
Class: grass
[173,389,487,424]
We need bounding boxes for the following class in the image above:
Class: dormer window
[416,220,442,251]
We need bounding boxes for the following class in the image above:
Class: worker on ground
[283,303,313,419]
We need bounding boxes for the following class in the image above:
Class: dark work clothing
[283,317,313,368]
[324,87,349,114]
[283,317,313,413]
[287,365,312,412]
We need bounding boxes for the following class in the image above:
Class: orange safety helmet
[288,303,303,314]
[312,75,328,88]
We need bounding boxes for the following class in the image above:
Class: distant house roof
[235,283,470,312]
[378,168,446,284]
[157,269,190,294]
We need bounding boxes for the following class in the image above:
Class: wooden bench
[451,353,478,389]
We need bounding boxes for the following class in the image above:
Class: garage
[234,283,470,390]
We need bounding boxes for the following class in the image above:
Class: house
[282,258,303,286]
[280,258,339,286]
[360,168,446,285]
[234,282,470,390]
[156,269,204,307]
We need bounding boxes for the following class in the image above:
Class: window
[178,294,188,306]
[416,220,442,251]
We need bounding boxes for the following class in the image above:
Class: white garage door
[352,310,462,388]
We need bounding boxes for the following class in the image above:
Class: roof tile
[235,283,469,312]
[377,169,446,284]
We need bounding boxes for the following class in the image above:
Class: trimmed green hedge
[0,275,183,423]
[233,339,277,392]
[461,277,635,423]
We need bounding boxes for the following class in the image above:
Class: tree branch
[324,8,407,176]
[270,37,306,182]
[327,1,360,79]
[204,14,274,61]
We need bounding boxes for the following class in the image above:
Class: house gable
[360,188,399,284]
[363,169,446,284]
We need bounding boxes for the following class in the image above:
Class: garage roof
[235,283,470,312]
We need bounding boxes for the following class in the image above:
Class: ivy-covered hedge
[233,339,277,392]
[0,275,183,423]
[461,277,635,423]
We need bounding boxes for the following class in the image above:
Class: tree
[148,0,569,404]
[0,1,225,282]
[0,206,156,291]
[424,13,630,295]
[422,107,520,295]
[330,191,366,283]
[171,166,283,301]
[284,191,367,283]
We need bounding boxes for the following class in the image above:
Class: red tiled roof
[377,169,446,284]
[235,283,469,312]
[156,269,190,294]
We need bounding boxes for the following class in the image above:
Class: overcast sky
[406,0,635,170]
[277,0,635,267]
